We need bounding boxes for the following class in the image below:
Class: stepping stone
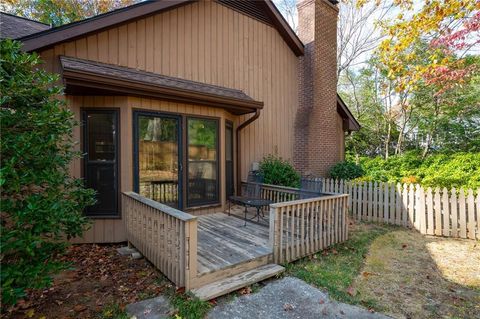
[117,246,138,256]
[126,296,174,319]
[207,277,391,319]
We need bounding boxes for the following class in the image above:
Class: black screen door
[83,110,119,217]
[225,121,234,198]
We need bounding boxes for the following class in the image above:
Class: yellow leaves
[374,0,479,94]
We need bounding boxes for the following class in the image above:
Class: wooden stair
[190,264,284,300]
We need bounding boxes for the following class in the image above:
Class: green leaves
[329,161,365,180]
[259,155,300,188]
[0,39,94,306]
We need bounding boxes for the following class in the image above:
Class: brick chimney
[294,0,340,177]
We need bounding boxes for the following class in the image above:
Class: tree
[369,0,480,93]
[337,0,395,78]
[0,40,95,306]
[1,0,137,26]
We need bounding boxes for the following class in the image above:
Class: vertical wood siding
[39,0,299,243]
[41,0,299,180]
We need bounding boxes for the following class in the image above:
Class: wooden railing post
[269,205,281,264]
[184,218,198,290]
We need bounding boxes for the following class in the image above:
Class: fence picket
[417,186,426,233]
[459,189,467,238]
[408,184,415,228]
[442,188,450,237]
[467,189,475,239]
[425,187,433,234]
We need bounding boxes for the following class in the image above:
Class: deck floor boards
[197,212,271,275]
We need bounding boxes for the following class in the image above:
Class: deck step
[190,264,284,301]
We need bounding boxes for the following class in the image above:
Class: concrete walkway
[207,277,391,319]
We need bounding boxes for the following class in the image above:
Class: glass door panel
[135,113,181,208]
[187,118,219,207]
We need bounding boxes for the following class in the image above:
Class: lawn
[6,223,478,319]
[285,222,480,319]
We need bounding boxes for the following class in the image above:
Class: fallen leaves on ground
[238,286,252,295]
[5,244,169,319]
[283,303,295,311]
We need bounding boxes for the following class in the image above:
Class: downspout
[235,109,261,195]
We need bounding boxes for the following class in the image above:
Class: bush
[329,161,365,180]
[259,155,300,188]
[356,152,480,189]
[0,40,95,306]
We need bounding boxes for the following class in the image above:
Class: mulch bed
[5,244,171,319]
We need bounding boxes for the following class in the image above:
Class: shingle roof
[0,12,49,39]
[60,56,263,114]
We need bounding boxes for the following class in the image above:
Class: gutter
[235,109,261,195]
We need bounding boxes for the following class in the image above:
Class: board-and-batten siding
[41,0,299,180]
[38,0,299,243]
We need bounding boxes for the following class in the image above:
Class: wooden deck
[197,212,271,275]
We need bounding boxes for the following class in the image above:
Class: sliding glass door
[134,112,220,209]
[134,112,181,208]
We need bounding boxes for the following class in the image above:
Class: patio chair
[228,172,270,225]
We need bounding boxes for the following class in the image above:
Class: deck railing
[268,194,349,264]
[122,192,198,289]
[241,182,332,203]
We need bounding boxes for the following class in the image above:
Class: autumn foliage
[361,0,480,94]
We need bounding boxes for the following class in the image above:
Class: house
[2,0,357,297]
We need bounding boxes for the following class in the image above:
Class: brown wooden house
[2,0,358,298]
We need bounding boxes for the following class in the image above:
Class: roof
[18,0,304,56]
[336,94,361,131]
[0,12,49,39]
[60,56,263,115]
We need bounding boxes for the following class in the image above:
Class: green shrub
[329,161,365,180]
[356,152,480,189]
[0,40,95,306]
[259,155,300,188]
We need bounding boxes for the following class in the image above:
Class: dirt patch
[5,244,171,319]
[354,229,480,319]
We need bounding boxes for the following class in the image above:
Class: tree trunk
[385,121,391,159]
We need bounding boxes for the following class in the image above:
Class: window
[187,117,219,206]
[83,110,119,217]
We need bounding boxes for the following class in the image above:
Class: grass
[285,222,394,309]
[286,222,480,318]
[169,292,211,319]
[355,229,480,318]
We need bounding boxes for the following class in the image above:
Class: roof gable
[19,0,303,56]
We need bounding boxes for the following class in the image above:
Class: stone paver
[207,277,391,319]
[117,246,138,256]
[126,296,173,319]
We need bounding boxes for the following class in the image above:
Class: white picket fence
[317,178,479,240]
